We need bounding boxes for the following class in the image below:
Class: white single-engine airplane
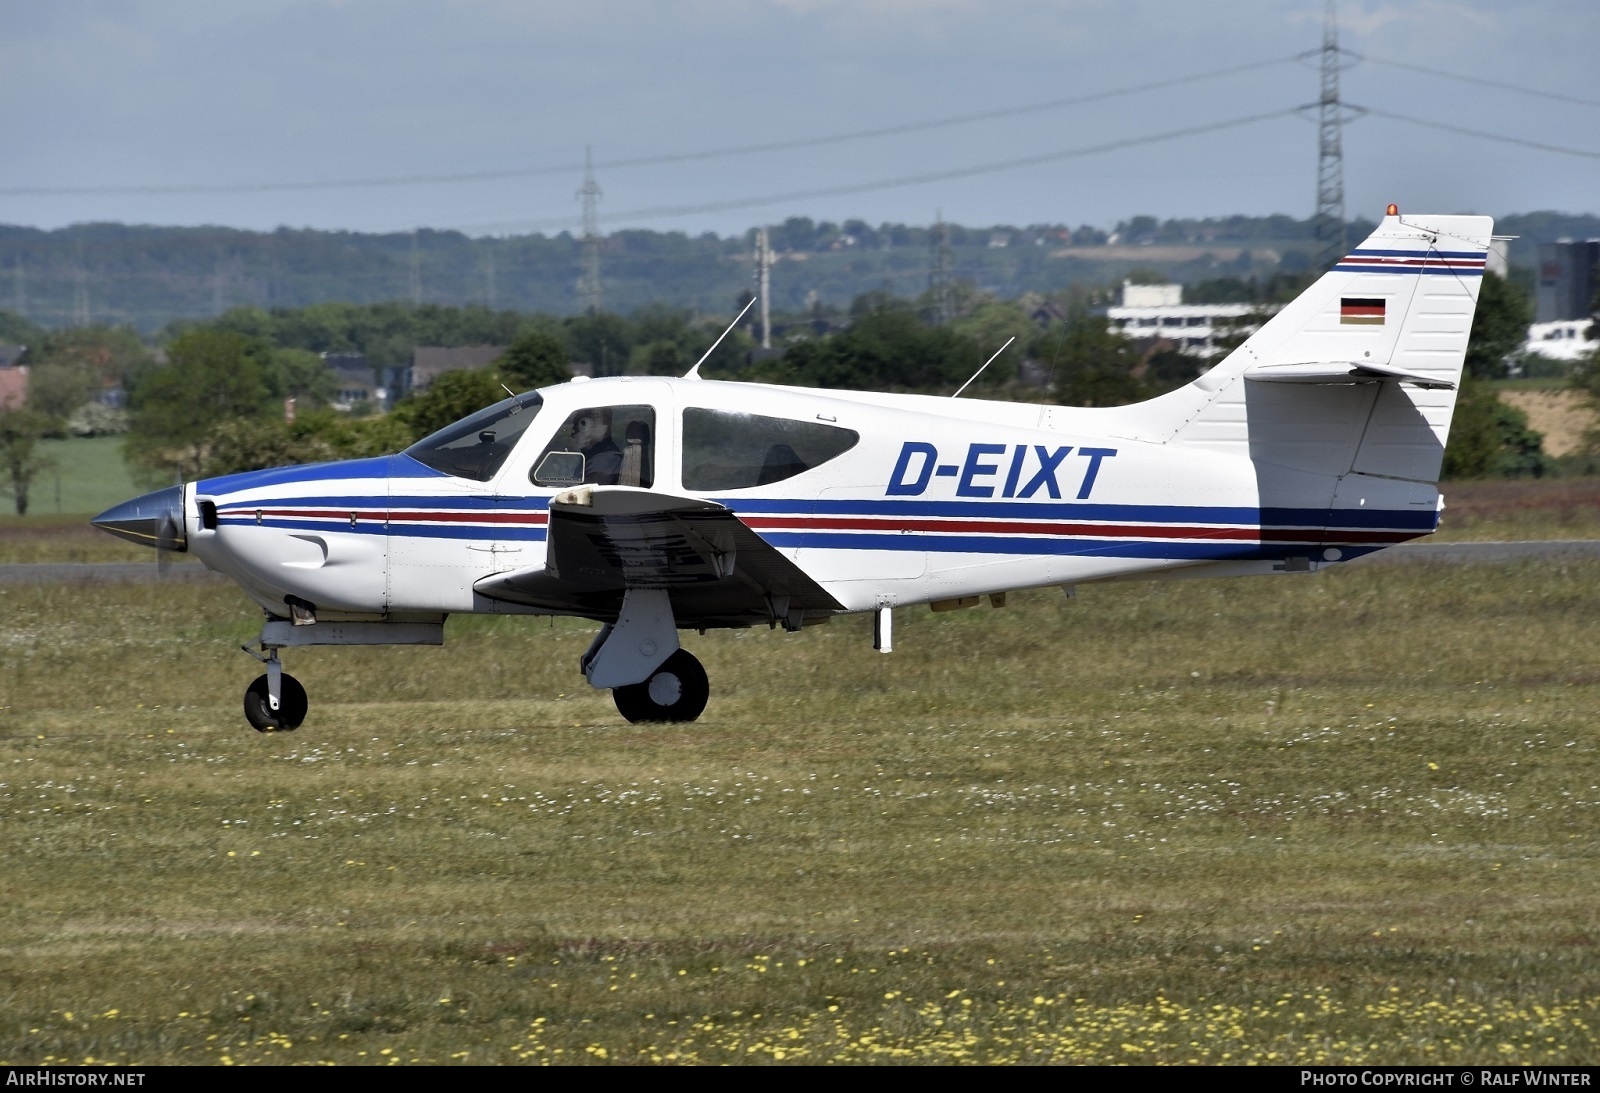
[94,208,1492,731]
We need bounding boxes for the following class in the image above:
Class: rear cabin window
[681,408,859,491]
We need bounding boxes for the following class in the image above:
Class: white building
[1107,282,1267,357]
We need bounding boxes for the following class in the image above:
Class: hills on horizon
[1,209,1596,335]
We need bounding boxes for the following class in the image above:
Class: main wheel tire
[244,673,308,733]
[612,650,709,724]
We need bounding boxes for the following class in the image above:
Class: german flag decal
[1340,297,1385,325]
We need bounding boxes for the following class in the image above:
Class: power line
[1348,50,1600,110]
[1354,105,1600,160]
[457,109,1300,235]
[595,55,1297,170]
[0,56,1296,199]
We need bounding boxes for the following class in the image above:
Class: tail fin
[1094,209,1494,485]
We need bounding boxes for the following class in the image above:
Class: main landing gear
[611,649,709,724]
[582,588,712,724]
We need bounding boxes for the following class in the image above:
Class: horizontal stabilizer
[1245,362,1457,390]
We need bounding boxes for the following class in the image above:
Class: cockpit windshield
[403,391,544,481]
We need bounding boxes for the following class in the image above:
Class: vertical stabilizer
[1101,210,1493,486]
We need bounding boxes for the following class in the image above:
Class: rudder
[1117,209,1494,487]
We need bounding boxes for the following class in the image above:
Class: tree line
[0,264,1573,514]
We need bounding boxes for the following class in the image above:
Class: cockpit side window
[682,408,858,491]
[531,405,656,488]
[403,392,543,481]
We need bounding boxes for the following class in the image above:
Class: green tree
[268,347,337,407]
[1047,307,1144,407]
[1440,377,1550,479]
[1464,271,1534,380]
[1143,347,1205,393]
[126,328,273,479]
[629,339,692,376]
[496,329,571,389]
[393,368,505,439]
[23,362,97,431]
[566,313,633,377]
[949,300,1035,389]
[194,410,416,477]
[0,310,48,347]
[757,300,981,392]
[66,403,128,438]
[626,305,718,377]
[202,417,338,477]
[24,326,153,428]
[1567,344,1600,453]
[0,407,53,515]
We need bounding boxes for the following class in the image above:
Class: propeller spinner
[91,485,188,552]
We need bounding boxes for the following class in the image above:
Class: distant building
[1536,240,1600,323]
[405,345,506,396]
[1107,282,1265,358]
[1524,319,1598,363]
[320,352,381,411]
[323,352,367,372]
[1119,283,1182,308]
[0,345,28,411]
[331,367,380,411]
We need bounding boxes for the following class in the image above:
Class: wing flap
[474,486,841,626]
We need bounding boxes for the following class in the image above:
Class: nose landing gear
[244,672,308,732]
[241,643,307,732]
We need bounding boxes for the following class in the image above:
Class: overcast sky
[3,0,1596,238]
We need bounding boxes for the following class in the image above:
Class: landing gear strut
[241,644,307,732]
[612,649,709,723]
[581,589,712,723]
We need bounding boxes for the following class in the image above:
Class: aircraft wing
[473,485,842,628]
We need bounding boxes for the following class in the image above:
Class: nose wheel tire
[612,650,709,723]
[244,673,308,732]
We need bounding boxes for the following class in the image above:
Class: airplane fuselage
[182,375,1436,626]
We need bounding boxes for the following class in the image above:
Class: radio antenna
[952,336,1015,398]
[684,296,759,380]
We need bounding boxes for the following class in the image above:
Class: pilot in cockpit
[572,407,622,485]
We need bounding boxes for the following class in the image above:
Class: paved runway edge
[0,562,226,584]
[1349,540,1600,565]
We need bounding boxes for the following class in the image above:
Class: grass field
[0,437,166,564]
[27,437,144,518]
[2,559,1598,1065]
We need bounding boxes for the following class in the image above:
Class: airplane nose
[91,485,188,552]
